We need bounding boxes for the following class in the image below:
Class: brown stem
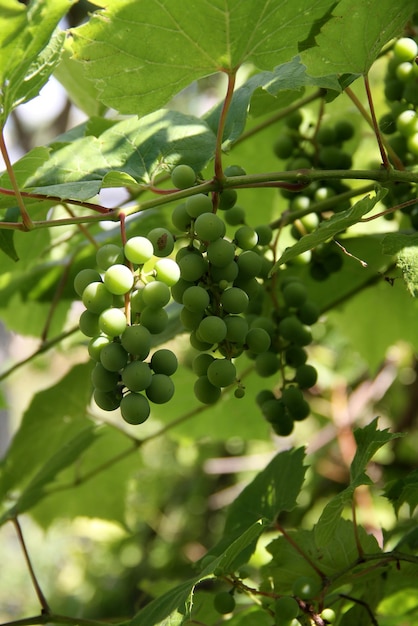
[364,74,390,170]
[0,187,112,214]
[0,130,34,229]
[275,521,326,580]
[12,517,50,614]
[214,71,237,180]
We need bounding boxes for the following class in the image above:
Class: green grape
[146,373,175,404]
[274,133,297,159]
[224,164,246,177]
[234,387,245,398]
[189,330,213,351]
[236,250,263,277]
[151,349,178,375]
[271,412,294,437]
[256,389,275,406]
[121,361,152,392]
[334,119,355,142]
[394,37,418,62]
[182,285,210,312]
[255,352,280,377]
[207,358,236,388]
[88,335,111,361]
[194,375,222,404]
[197,316,227,344]
[291,195,310,211]
[154,258,181,286]
[140,306,168,334]
[185,193,213,218]
[79,310,100,337]
[124,236,154,265]
[194,212,225,241]
[178,250,208,282]
[91,363,120,392]
[250,316,275,338]
[147,227,175,257]
[396,61,414,82]
[207,238,236,268]
[320,608,336,623]
[278,316,312,346]
[142,281,171,308]
[317,125,337,146]
[104,264,134,295]
[282,386,310,420]
[209,260,239,283]
[255,224,273,245]
[171,278,194,303]
[396,110,418,137]
[96,243,124,270]
[274,596,299,621]
[384,78,404,101]
[93,389,122,411]
[130,288,145,314]
[218,188,238,210]
[192,353,215,376]
[82,282,113,314]
[295,364,318,389]
[120,392,151,425]
[221,287,249,314]
[407,132,418,156]
[120,324,151,359]
[224,314,249,343]
[245,327,271,354]
[100,341,129,372]
[98,308,127,337]
[285,346,307,368]
[297,301,320,325]
[172,202,192,231]
[171,164,196,189]
[234,225,258,250]
[213,591,235,615]
[180,305,204,330]
[285,110,303,130]
[282,281,307,308]
[292,576,321,600]
[261,398,287,422]
[319,146,352,169]
[74,268,102,297]
[223,205,246,225]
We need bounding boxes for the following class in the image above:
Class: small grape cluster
[273,111,351,280]
[74,237,180,425]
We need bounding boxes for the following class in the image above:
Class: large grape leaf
[301,0,416,76]
[25,110,217,200]
[0,0,75,122]
[71,0,338,117]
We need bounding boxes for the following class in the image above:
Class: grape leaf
[71,0,338,117]
[0,0,75,122]
[205,57,341,148]
[271,189,385,272]
[301,0,416,76]
[382,233,418,297]
[385,470,418,516]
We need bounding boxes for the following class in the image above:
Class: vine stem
[363,73,391,170]
[12,517,50,614]
[0,614,112,626]
[214,71,237,181]
[0,187,112,214]
[0,130,34,229]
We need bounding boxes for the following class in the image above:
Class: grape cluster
[273,111,351,279]
[74,237,179,425]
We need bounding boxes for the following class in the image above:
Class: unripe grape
[79,310,100,337]
[178,250,208,281]
[93,389,122,411]
[284,346,307,368]
[82,282,113,314]
[218,188,238,210]
[74,269,102,297]
[261,398,287,422]
[130,288,146,314]
[256,389,275,407]
[189,330,213,351]
[171,278,194,303]
[154,258,180,286]
[224,314,249,343]
[221,287,249,314]
[209,260,239,283]
[91,363,120,392]
[182,285,210,312]
[192,353,215,376]
[278,316,312,346]
[334,119,355,142]
[207,358,236,388]
[224,164,246,177]
[194,212,225,241]
[282,281,307,308]
[98,308,127,337]
[320,608,336,623]
[236,250,263,277]
[274,133,296,160]
[124,236,154,264]
[297,301,320,325]
[234,387,245,398]
[146,374,175,404]
[271,411,294,437]
[255,224,273,245]
[295,364,318,389]
[197,316,227,344]
[394,37,418,62]
[88,335,111,361]
[147,228,174,257]
[151,349,178,375]
[142,281,171,308]
[282,386,310,420]
[292,576,321,600]
[255,352,280,377]
[104,264,134,295]
[213,591,235,615]
[180,306,204,330]
[140,306,168,334]
[100,342,129,371]
[171,164,196,189]
[274,596,299,621]
[224,205,246,225]
[245,327,271,354]
[185,193,213,218]
[121,324,151,359]
[207,239,236,267]
[172,202,192,231]
[96,243,124,270]
[120,392,150,424]
[194,375,222,404]
[234,225,258,250]
[121,361,152,392]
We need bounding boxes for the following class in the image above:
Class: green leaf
[301,0,416,76]
[382,233,418,297]
[25,110,216,200]
[205,57,341,148]
[71,0,338,116]
[0,208,18,261]
[385,469,418,516]
[271,189,384,272]
[0,0,75,121]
